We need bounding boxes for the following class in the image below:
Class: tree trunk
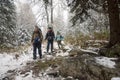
[45,4,49,27]
[105,0,120,48]
[51,0,53,24]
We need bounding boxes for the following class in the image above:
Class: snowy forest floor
[0,42,69,80]
[0,42,120,80]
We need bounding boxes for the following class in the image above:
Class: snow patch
[56,51,69,57]
[80,49,98,54]
[0,47,33,78]
[87,47,100,52]
[87,40,108,43]
[111,77,120,80]
[95,57,117,68]
[15,70,61,80]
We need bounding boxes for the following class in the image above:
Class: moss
[33,58,64,71]
[59,57,119,80]
[99,46,120,57]
[93,31,109,40]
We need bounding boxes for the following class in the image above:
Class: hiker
[55,31,64,49]
[45,27,55,53]
[31,26,43,60]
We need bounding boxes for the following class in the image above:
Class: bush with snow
[16,28,31,45]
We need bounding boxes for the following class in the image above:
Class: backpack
[60,35,64,40]
[47,32,54,40]
[34,37,40,43]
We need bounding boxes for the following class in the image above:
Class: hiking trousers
[57,40,63,49]
[47,40,54,52]
[33,43,42,59]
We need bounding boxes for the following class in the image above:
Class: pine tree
[67,0,120,48]
[0,0,16,47]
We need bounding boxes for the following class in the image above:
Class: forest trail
[0,42,120,80]
[0,42,70,80]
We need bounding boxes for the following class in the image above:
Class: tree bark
[105,0,120,48]
[51,0,53,24]
[45,4,49,27]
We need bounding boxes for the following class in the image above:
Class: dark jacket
[31,30,43,43]
[45,30,55,41]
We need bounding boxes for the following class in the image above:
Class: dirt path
[1,41,118,80]
[0,43,70,80]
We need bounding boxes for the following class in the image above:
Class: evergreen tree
[67,0,120,48]
[0,0,16,46]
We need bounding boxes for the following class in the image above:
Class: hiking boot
[46,52,50,55]
[33,58,37,60]
[51,51,54,53]
[40,56,42,59]
[49,52,51,55]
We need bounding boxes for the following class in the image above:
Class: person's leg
[38,43,42,59]
[33,43,37,60]
[59,40,63,49]
[51,40,54,52]
[47,40,50,53]
[57,41,60,49]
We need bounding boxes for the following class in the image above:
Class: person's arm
[45,32,48,40]
[41,33,43,42]
[53,32,55,39]
[39,32,43,42]
[55,35,58,41]
[31,32,34,44]
[60,35,64,40]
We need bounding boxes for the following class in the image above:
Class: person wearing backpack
[55,31,64,49]
[45,27,55,53]
[31,26,43,60]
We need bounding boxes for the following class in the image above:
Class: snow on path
[111,77,120,80]
[79,47,117,69]
[15,71,54,80]
[0,45,48,78]
[95,57,117,68]
[1,42,118,79]
[80,48,98,54]
[0,43,70,79]
[0,47,33,78]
